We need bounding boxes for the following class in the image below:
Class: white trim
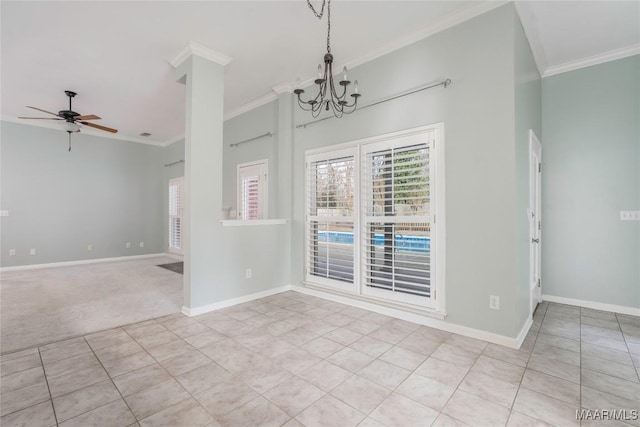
[293,285,524,349]
[1,116,166,147]
[221,219,287,227]
[543,44,640,78]
[223,1,507,122]
[163,253,184,261]
[516,316,534,349]
[272,83,294,95]
[0,253,167,273]
[542,294,640,317]
[224,92,279,121]
[169,41,232,68]
[182,285,292,316]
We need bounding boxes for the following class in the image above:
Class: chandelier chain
[306,0,331,53]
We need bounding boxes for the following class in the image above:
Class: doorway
[529,130,542,316]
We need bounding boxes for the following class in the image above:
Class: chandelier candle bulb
[354,80,359,94]
[343,66,348,81]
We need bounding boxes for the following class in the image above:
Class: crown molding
[224,92,278,121]
[1,115,166,147]
[170,41,232,68]
[227,0,509,119]
[514,1,548,77]
[543,44,640,78]
[272,82,294,94]
[160,134,186,147]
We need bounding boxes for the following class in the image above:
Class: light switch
[0,210,9,217]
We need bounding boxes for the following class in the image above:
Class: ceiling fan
[19,90,118,151]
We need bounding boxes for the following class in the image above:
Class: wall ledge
[220,219,288,227]
[542,294,640,317]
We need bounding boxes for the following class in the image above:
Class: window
[306,148,356,289]
[237,160,268,220]
[168,177,183,254]
[305,125,444,310]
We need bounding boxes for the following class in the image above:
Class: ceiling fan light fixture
[62,121,80,133]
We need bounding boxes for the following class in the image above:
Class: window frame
[237,159,269,220]
[305,147,358,293]
[303,124,446,314]
[168,176,184,255]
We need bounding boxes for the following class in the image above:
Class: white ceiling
[2,1,638,145]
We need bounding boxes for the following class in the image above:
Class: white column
[172,42,231,312]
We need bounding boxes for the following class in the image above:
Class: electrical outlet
[0,210,9,217]
[620,211,640,221]
[126,242,131,249]
[30,249,36,255]
[9,249,16,256]
[139,241,144,248]
[245,268,252,279]
[489,295,500,310]
[88,244,93,251]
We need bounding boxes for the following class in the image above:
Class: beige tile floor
[1,291,639,427]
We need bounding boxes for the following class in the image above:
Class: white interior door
[168,177,184,255]
[529,131,542,315]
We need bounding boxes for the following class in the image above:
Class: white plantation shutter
[238,160,268,220]
[306,148,356,288]
[304,125,442,310]
[361,132,434,304]
[168,177,183,254]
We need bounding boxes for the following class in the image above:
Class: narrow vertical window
[237,160,268,220]
[168,177,183,254]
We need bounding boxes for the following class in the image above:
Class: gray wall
[514,12,542,326]
[223,101,278,215]
[541,55,640,308]
[291,4,527,337]
[1,122,164,267]
[163,98,290,309]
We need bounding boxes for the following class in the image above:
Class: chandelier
[294,0,361,118]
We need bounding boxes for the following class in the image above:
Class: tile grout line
[506,301,547,425]
[614,313,640,383]
[121,320,224,424]
[82,335,142,425]
[37,346,60,427]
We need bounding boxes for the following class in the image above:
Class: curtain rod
[164,160,184,167]
[296,78,451,129]
[230,131,274,148]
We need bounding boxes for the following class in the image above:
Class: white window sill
[220,219,288,227]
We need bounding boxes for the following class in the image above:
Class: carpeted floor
[0,256,183,354]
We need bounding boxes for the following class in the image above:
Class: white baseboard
[163,253,184,261]
[542,294,640,317]
[291,285,526,349]
[515,316,534,348]
[182,285,293,317]
[0,253,167,273]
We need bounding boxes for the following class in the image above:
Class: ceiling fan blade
[26,106,61,117]
[74,114,101,120]
[18,117,63,120]
[80,121,118,133]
